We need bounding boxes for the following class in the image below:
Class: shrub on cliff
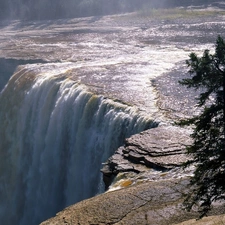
[179,36,225,217]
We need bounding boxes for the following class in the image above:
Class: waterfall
[0,64,156,225]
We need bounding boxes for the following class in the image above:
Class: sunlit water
[1,13,225,117]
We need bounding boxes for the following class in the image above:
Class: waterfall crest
[0,65,156,225]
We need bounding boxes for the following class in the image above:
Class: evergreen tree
[179,36,225,217]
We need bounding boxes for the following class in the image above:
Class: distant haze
[0,0,223,21]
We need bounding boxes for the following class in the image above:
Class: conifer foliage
[179,36,225,217]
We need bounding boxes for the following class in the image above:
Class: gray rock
[101,125,192,188]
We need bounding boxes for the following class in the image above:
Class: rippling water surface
[1,10,225,118]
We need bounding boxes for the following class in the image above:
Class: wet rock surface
[152,64,202,120]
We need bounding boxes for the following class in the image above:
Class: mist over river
[1,5,225,225]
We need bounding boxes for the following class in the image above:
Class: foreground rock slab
[40,178,225,225]
[40,179,195,225]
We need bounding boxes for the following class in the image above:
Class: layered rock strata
[101,125,192,189]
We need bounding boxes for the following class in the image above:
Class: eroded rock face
[101,125,192,188]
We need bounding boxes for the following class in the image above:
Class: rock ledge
[101,125,192,188]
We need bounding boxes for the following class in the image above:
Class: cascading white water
[0,65,156,225]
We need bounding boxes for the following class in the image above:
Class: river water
[1,10,225,118]
[0,7,225,225]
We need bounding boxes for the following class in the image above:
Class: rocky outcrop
[101,125,192,188]
[40,125,225,225]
